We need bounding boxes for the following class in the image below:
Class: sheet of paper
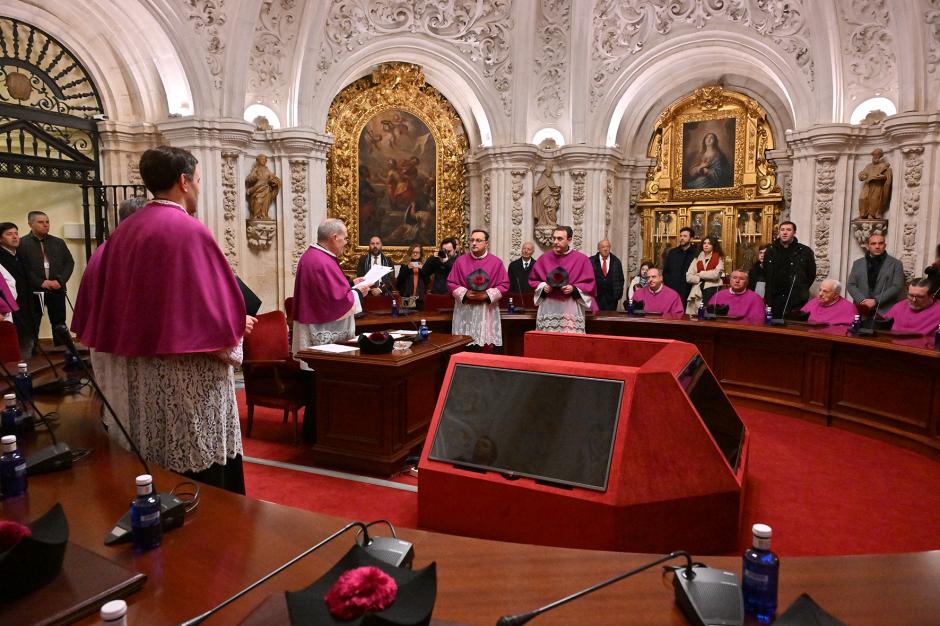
[308,343,360,354]
[358,265,393,287]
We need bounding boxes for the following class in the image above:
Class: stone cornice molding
[96,122,162,147]
[156,118,255,149]
[784,124,868,157]
[269,128,334,158]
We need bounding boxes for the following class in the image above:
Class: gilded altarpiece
[638,86,782,271]
[326,63,468,273]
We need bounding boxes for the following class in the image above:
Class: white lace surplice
[452,293,503,347]
[93,347,243,474]
[533,283,590,334]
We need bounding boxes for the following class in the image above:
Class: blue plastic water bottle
[627,299,634,315]
[764,306,773,326]
[131,474,162,551]
[507,298,515,314]
[1,393,23,434]
[697,304,705,320]
[0,435,28,498]
[14,363,33,418]
[849,314,862,336]
[391,298,399,317]
[742,523,779,624]
[418,319,430,342]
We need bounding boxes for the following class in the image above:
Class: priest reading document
[292,218,373,362]
[529,225,597,333]
[71,146,252,493]
[447,229,509,351]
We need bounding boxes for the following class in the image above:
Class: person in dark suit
[662,226,697,308]
[355,235,395,294]
[421,237,459,294]
[507,241,536,294]
[18,211,74,342]
[846,231,905,316]
[590,239,625,311]
[0,222,36,359]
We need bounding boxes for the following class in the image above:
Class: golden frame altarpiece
[326,62,468,274]
[637,86,782,271]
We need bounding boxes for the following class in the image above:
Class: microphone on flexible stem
[0,359,76,474]
[773,274,798,325]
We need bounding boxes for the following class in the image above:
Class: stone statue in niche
[246,154,280,250]
[857,148,892,219]
[532,162,560,247]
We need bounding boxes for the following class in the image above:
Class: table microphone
[52,326,188,543]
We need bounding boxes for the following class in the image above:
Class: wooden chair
[361,294,393,313]
[0,321,20,365]
[422,293,453,312]
[242,311,306,443]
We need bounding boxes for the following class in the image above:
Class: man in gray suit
[846,232,905,316]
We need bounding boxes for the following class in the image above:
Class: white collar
[650,285,663,294]
[151,198,187,213]
[471,251,488,260]
[313,243,336,258]
[730,288,747,295]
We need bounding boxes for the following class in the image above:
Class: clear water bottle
[418,319,430,342]
[0,435,27,498]
[390,298,399,317]
[100,599,128,626]
[849,314,862,336]
[742,523,779,624]
[507,298,515,314]
[1,393,23,434]
[14,363,33,418]
[130,474,162,551]
[764,306,773,326]
[697,304,705,320]
[627,299,634,315]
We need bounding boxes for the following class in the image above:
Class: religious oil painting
[681,118,736,190]
[357,109,437,247]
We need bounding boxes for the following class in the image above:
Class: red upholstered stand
[417,332,749,554]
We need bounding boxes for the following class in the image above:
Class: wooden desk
[357,313,940,458]
[4,394,939,625]
[295,333,469,475]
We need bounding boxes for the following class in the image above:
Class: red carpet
[237,393,940,556]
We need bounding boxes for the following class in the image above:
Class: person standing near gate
[18,211,74,344]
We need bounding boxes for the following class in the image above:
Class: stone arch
[294,37,500,148]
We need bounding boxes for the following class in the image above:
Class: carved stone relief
[183,0,227,89]
[248,0,300,94]
[591,0,814,110]
[571,169,586,250]
[290,159,309,274]
[483,173,492,225]
[126,154,142,185]
[628,178,642,275]
[780,172,792,223]
[850,219,888,250]
[604,174,613,232]
[812,157,837,284]
[927,0,940,81]
[839,0,898,103]
[318,0,514,115]
[900,146,924,280]
[510,170,526,260]
[534,0,569,121]
[221,153,238,266]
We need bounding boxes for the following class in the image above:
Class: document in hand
[359,265,393,287]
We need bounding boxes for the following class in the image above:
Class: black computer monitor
[428,364,625,491]
[677,355,746,471]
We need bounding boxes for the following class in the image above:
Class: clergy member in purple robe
[0,264,18,323]
[709,270,765,325]
[71,146,251,494]
[632,267,684,316]
[447,228,509,350]
[884,277,940,335]
[800,279,856,325]
[292,218,373,361]
[528,225,597,333]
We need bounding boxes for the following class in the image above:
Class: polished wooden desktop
[295,332,469,475]
[2,394,939,626]
[358,311,940,459]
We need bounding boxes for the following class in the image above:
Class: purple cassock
[72,201,245,357]
[801,296,857,325]
[710,288,765,325]
[884,299,940,335]
[447,252,509,297]
[528,249,598,311]
[293,245,357,324]
[447,252,510,346]
[70,239,106,341]
[0,271,18,315]
[632,284,684,316]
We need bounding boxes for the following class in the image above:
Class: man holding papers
[293,219,373,441]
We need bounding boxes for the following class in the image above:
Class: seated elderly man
[800,278,857,325]
[631,267,684,316]
[709,269,765,325]
[884,277,940,335]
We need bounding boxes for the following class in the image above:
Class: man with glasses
[883,278,940,335]
[447,229,509,352]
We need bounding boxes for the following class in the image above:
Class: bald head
[597,240,611,257]
[819,279,842,306]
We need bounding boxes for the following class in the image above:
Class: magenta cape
[885,299,940,335]
[711,288,765,325]
[293,245,356,324]
[529,249,597,311]
[801,296,856,325]
[72,202,245,356]
[447,253,509,295]
[633,285,684,316]
[70,239,107,340]
[0,270,17,315]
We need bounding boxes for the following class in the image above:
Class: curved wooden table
[357,311,940,459]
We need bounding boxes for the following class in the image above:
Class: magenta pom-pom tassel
[324,566,399,620]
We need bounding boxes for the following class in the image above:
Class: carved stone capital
[849,218,888,250]
[247,218,277,251]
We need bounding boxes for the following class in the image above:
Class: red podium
[417,332,749,553]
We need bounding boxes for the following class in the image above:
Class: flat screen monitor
[678,355,746,471]
[428,364,625,491]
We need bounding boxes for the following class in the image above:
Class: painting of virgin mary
[681,119,735,189]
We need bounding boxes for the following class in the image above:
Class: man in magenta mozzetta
[632,267,684,316]
[709,269,765,325]
[448,228,509,351]
[884,278,940,335]
[529,225,596,333]
[71,146,252,493]
[800,278,856,325]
